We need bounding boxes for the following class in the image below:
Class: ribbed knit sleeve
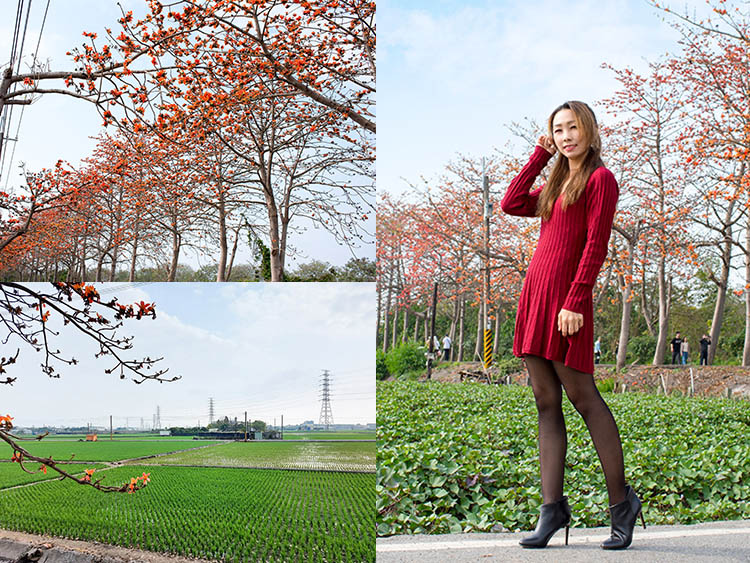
[500,145,553,217]
[561,167,619,314]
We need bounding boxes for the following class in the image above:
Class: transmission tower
[319,370,334,430]
[155,406,161,430]
[209,397,215,424]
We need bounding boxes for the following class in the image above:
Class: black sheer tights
[524,355,626,506]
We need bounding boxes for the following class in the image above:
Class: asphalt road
[377,520,750,562]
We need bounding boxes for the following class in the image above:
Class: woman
[500,101,645,550]
[682,337,690,364]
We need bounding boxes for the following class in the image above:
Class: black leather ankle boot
[519,496,571,548]
[601,485,646,550]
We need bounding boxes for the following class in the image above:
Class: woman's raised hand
[536,135,556,155]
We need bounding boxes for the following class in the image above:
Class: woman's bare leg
[524,355,566,504]
[552,360,626,505]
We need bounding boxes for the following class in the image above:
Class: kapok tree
[601,59,696,365]
[654,0,750,364]
[0,282,179,492]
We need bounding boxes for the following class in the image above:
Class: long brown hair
[537,101,604,221]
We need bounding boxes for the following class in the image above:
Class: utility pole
[481,159,493,373]
[110,415,113,440]
[244,411,247,442]
[426,281,439,380]
[281,414,283,440]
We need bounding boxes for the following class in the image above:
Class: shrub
[376,350,390,381]
[494,355,523,378]
[628,334,657,364]
[596,377,616,393]
[385,342,426,376]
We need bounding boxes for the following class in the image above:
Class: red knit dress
[500,145,619,375]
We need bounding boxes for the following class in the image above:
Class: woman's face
[552,108,589,161]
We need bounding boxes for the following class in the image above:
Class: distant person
[681,337,689,365]
[594,337,602,364]
[670,332,682,364]
[442,334,452,361]
[432,335,440,356]
[699,334,711,366]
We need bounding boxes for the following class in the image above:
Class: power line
[3,0,32,151]
[2,0,51,192]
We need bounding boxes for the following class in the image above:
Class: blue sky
[378,0,710,197]
[0,1,373,267]
[2,283,375,427]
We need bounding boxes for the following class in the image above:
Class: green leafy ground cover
[0,465,374,562]
[377,381,750,535]
[135,441,376,472]
[0,463,107,489]
[283,431,376,440]
[0,441,219,462]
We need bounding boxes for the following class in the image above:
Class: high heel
[601,484,645,550]
[519,496,571,548]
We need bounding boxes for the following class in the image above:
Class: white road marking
[377,528,750,552]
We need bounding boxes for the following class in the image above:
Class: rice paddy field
[137,441,375,471]
[282,431,376,440]
[0,440,221,461]
[0,435,375,562]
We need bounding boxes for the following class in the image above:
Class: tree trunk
[216,191,228,282]
[448,295,459,347]
[652,255,669,365]
[382,267,392,353]
[95,254,105,282]
[617,273,633,372]
[268,213,283,282]
[458,295,465,362]
[492,306,502,357]
[225,224,241,281]
[167,228,181,282]
[401,308,409,344]
[640,267,655,337]
[616,229,638,371]
[109,246,118,281]
[376,278,382,345]
[391,307,398,349]
[129,222,139,282]
[744,214,750,365]
[708,208,734,365]
[474,306,482,361]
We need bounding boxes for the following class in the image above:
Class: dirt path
[0,529,215,563]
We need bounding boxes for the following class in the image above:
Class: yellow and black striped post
[483,329,493,369]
